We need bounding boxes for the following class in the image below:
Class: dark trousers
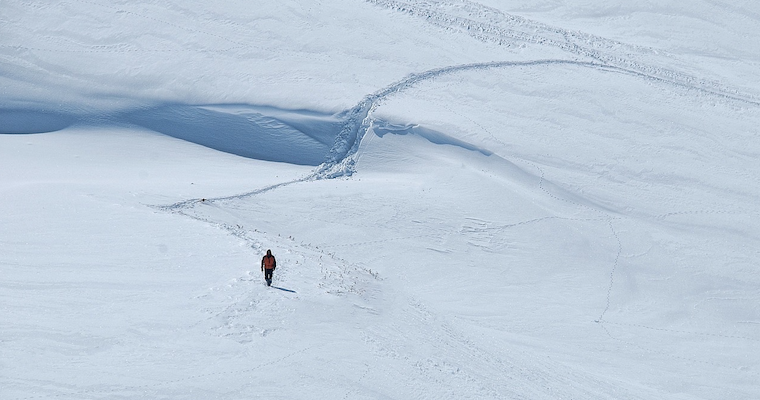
[264,268,274,285]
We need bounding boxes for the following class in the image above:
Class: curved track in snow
[315,57,760,180]
[365,0,760,104]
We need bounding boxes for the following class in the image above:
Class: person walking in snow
[261,249,277,286]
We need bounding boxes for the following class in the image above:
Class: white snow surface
[2,1,760,399]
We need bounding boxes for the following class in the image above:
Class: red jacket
[262,254,276,270]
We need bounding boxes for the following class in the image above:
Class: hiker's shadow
[271,286,296,293]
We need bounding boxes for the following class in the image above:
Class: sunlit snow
[2,1,759,399]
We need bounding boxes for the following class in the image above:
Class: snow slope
[2,1,760,399]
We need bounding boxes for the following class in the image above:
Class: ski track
[365,0,760,105]
[317,57,760,180]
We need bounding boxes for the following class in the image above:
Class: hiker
[261,249,277,286]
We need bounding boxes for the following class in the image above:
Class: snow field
[3,0,760,398]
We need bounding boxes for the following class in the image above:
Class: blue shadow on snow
[0,109,78,134]
[271,286,296,293]
[1,103,492,166]
[0,103,345,166]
